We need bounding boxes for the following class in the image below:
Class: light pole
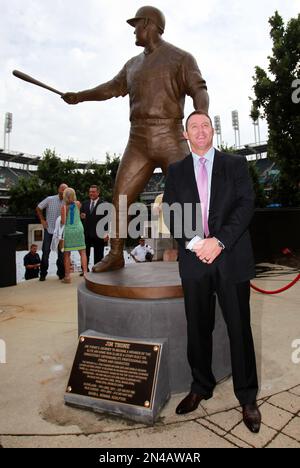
[252,116,261,144]
[3,112,13,151]
[232,110,240,148]
[214,115,222,149]
[250,106,261,145]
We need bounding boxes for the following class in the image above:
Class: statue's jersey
[99,41,207,121]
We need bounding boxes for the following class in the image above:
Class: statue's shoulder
[162,41,193,60]
[126,51,144,66]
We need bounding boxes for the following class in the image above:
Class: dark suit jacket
[163,150,256,283]
[80,199,107,241]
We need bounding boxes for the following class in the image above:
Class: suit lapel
[209,150,225,224]
[182,153,204,238]
[183,153,200,203]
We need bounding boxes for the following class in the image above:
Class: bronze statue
[62,6,209,272]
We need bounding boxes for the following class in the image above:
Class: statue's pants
[111,120,189,245]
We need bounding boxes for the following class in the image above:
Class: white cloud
[1,0,299,162]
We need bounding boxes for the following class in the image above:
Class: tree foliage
[220,145,267,208]
[8,175,48,216]
[251,11,300,206]
[248,162,267,208]
[8,149,120,216]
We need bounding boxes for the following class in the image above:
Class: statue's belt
[131,118,183,126]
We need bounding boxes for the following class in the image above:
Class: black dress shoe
[39,276,46,282]
[176,392,205,415]
[242,403,261,433]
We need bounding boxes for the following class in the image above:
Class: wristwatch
[215,238,225,250]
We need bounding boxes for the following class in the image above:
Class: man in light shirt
[36,183,68,281]
[131,237,154,263]
[163,111,261,434]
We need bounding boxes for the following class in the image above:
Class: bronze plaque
[34,229,43,241]
[66,335,161,409]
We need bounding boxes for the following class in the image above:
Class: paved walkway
[0,265,299,448]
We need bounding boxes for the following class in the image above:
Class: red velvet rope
[250,274,300,295]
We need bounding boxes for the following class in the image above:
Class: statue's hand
[61,92,80,105]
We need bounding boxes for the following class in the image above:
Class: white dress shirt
[187,147,218,251]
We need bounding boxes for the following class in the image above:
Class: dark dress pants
[182,266,258,405]
[40,229,65,279]
[85,237,105,266]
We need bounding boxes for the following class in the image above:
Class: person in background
[131,237,154,263]
[80,185,109,275]
[36,183,68,281]
[153,192,170,237]
[61,188,87,283]
[23,244,41,280]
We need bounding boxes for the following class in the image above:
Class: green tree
[8,175,48,216]
[8,149,120,215]
[37,148,71,189]
[37,148,89,195]
[220,144,237,153]
[248,162,267,208]
[220,145,267,207]
[251,11,300,206]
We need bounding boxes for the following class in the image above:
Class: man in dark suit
[80,185,108,272]
[163,111,261,433]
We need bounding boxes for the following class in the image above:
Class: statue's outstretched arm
[62,66,128,105]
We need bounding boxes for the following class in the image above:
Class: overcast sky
[1,0,299,163]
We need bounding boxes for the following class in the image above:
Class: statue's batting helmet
[127,6,166,34]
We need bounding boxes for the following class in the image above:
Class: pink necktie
[197,157,209,237]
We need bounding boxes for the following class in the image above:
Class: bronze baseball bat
[12,70,64,96]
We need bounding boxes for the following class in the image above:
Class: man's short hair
[185,111,213,131]
[89,185,100,192]
[30,244,38,248]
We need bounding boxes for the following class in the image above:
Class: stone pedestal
[78,263,231,394]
